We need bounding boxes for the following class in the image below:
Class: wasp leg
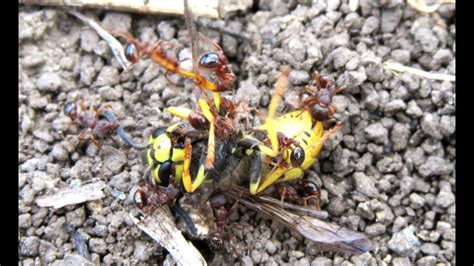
[197,99,216,169]
[181,138,207,193]
[254,166,289,194]
[248,150,263,195]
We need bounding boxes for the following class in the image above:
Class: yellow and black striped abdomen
[146,123,186,186]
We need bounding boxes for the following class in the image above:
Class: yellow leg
[191,164,207,192]
[255,67,290,159]
[167,107,193,119]
[198,99,216,169]
[212,92,221,112]
[253,166,288,194]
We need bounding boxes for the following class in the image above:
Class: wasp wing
[184,0,200,74]
[227,185,374,254]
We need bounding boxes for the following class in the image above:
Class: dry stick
[195,17,252,42]
[383,61,455,83]
[407,0,455,13]
[36,180,107,209]
[20,0,218,18]
[68,10,131,70]
[130,207,207,266]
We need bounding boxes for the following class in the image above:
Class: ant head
[133,189,148,210]
[125,42,140,64]
[311,104,330,122]
[318,75,334,89]
[208,232,224,252]
[199,52,221,69]
[64,102,77,117]
[302,180,319,195]
[290,146,305,167]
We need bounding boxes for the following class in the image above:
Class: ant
[266,180,321,209]
[63,100,119,148]
[302,71,347,128]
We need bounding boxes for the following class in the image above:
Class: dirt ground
[19,0,455,265]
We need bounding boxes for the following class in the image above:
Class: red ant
[63,100,119,148]
[302,71,347,128]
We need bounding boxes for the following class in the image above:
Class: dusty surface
[19,0,455,265]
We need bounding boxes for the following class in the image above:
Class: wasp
[235,68,345,195]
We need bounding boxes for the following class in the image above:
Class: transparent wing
[227,184,375,254]
[184,0,199,74]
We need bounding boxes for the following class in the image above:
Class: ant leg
[307,122,342,158]
[312,71,321,88]
[335,84,347,93]
[164,70,179,87]
[91,133,102,149]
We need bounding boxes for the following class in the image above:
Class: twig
[407,0,455,13]
[383,61,455,82]
[130,208,207,266]
[20,0,219,18]
[36,180,107,209]
[195,17,252,42]
[68,10,131,70]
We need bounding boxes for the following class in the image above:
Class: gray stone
[420,243,440,255]
[265,240,277,255]
[51,143,68,161]
[439,115,455,137]
[311,257,332,266]
[361,16,380,35]
[89,238,107,254]
[418,156,454,177]
[19,213,32,228]
[392,216,407,232]
[101,12,132,32]
[95,66,120,87]
[435,187,455,208]
[415,27,440,53]
[20,236,40,256]
[416,255,437,265]
[353,172,378,198]
[392,257,411,266]
[365,122,388,144]
[288,70,310,86]
[37,72,62,92]
[327,197,347,216]
[332,47,355,69]
[387,226,421,256]
[236,80,260,106]
[409,193,426,209]
[376,154,403,173]
[364,90,380,111]
[391,49,411,65]
[58,254,94,266]
[406,100,423,118]
[381,8,403,33]
[80,30,99,53]
[242,256,254,266]
[420,113,443,140]
[391,123,410,151]
[365,223,386,237]
[384,99,406,115]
